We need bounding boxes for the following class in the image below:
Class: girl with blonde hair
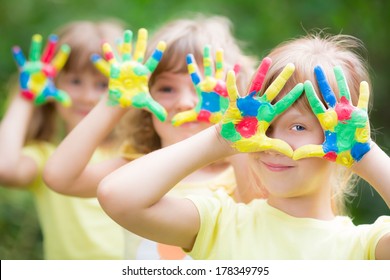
[97,32,390,259]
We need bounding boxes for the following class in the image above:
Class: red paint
[236,117,258,138]
[197,110,211,122]
[335,96,353,121]
[214,81,228,97]
[248,57,271,93]
[42,65,56,78]
[324,151,337,162]
[104,51,115,61]
[41,41,56,63]
[21,90,34,100]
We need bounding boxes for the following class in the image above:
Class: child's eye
[292,124,306,131]
[97,81,108,90]
[159,86,174,93]
[70,78,82,85]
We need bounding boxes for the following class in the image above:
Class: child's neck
[267,194,335,220]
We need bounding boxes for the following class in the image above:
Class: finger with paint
[220,60,303,156]
[91,29,167,121]
[293,65,371,167]
[171,45,236,126]
[12,34,71,106]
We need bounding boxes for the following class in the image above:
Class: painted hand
[172,46,237,126]
[12,34,71,106]
[220,58,304,155]
[91,29,167,121]
[293,66,371,167]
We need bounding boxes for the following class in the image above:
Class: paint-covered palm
[12,34,71,106]
[293,65,371,167]
[220,58,303,156]
[91,29,167,121]
[172,46,235,126]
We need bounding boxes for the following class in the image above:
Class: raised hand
[293,65,371,167]
[91,29,167,121]
[171,46,235,126]
[12,34,71,106]
[220,58,304,156]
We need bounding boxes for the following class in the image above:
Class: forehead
[153,71,189,80]
[272,104,319,126]
[57,68,107,81]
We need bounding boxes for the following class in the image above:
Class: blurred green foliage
[0,0,389,259]
[0,188,42,259]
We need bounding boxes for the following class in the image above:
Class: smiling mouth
[74,109,91,116]
[261,161,294,172]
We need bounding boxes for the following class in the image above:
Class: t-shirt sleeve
[185,190,235,259]
[22,142,54,191]
[363,216,390,259]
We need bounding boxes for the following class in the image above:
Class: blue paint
[200,92,220,112]
[315,66,336,107]
[20,72,29,89]
[13,48,26,67]
[152,49,163,61]
[323,131,338,153]
[237,92,261,117]
[351,142,371,161]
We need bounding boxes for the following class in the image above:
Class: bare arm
[44,96,128,197]
[375,233,390,259]
[0,95,38,188]
[352,142,390,208]
[352,143,390,259]
[98,125,236,250]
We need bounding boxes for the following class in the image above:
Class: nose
[81,85,101,105]
[175,86,198,111]
[266,124,276,139]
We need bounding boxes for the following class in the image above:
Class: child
[0,20,126,259]
[97,32,390,259]
[43,15,256,259]
[117,15,258,204]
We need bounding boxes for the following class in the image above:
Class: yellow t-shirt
[123,160,236,259]
[23,141,125,260]
[186,190,390,260]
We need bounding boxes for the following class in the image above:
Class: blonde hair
[22,19,124,143]
[118,14,256,153]
[252,31,372,215]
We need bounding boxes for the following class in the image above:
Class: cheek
[59,84,80,100]
[156,99,172,111]
[94,86,108,96]
[90,90,106,103]
[297,157,334,186]
[152,116,168,137]
[291,133,324,150]
[304,128,325,146]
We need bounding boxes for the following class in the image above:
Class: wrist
[214,124,239,157]
[9,94,35,120]
[351,141,377,173]
[100,95,128,115]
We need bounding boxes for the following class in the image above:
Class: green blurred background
[0,0,389,259]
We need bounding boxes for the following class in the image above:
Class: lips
[74,108,92,116]
[261,161,294,172]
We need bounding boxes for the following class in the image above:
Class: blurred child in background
[0,20,126,259]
